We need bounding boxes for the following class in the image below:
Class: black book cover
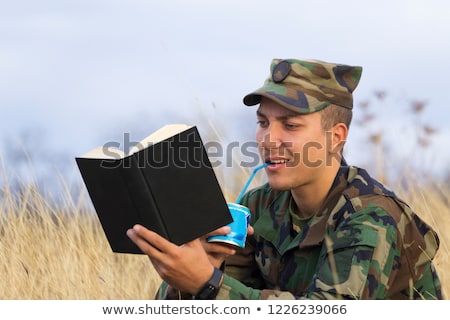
[76,125,232,254]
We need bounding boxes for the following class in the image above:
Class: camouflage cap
[243,58,363,113]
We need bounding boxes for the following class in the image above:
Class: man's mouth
[265,158,290,166]
[267,159,289,164]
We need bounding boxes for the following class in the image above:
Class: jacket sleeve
[154,281,193,300]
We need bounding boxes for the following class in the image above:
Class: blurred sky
[1,0,449,188]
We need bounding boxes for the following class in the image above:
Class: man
[127,58,442,299]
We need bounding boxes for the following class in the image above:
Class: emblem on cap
[271,60,291,83]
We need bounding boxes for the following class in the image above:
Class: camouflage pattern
[217,165,442,299]
[243,58,363,113]
[155,164,442,300]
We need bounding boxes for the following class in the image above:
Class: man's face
[255,97,331,191]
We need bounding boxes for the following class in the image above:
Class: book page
[81,146,126,159]
[128,124,192,154]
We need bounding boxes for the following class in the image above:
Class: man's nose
[260,126,283,149]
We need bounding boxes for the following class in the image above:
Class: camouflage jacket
[155,165,442,300]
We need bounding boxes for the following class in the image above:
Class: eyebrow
[256,109,300,121]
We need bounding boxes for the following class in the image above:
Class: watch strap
[194,267,223,300]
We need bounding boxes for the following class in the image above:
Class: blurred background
[1,0,449,300]
[1,0,449,195]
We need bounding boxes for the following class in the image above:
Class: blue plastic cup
[207,203,250,248]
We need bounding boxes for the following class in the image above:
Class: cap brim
[243,92,262,106]
[243,82,287,107]
[243,86,326,114]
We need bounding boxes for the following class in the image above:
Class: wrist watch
[194,267,223,300]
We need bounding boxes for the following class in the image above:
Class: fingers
[203,241,236,255]
[203,226,231,238]
[201,226,236,255]
[126,224,175,258]
[127,223,238,272]
[127,224,206,256]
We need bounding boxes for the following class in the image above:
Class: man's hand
[201,225,254,267]
[126,224,252,294]
[127,224,215,295]
[201,226,236,267]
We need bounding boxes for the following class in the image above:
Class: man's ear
[327,123,348,154]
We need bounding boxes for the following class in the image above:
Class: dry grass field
[0,165,448,300]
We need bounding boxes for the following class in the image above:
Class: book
[75,124,233,254]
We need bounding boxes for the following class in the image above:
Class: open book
[76,124,232,254]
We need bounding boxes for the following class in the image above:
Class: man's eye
[257,120,269,127]
[284,123,299,130]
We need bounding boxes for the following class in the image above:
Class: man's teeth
[270,159,289,164]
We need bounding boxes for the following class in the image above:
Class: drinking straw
[235,162,269,204]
